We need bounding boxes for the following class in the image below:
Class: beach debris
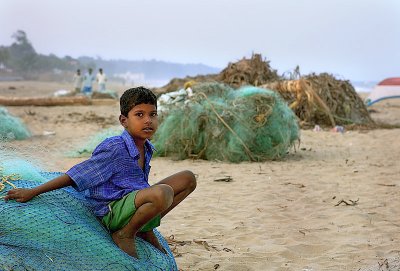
[157,88,190,115]
[359,257,400,271]
[377,183,396,187]
[213,176,233,182]
[331,125,345,133]
[166,235,191,257]
[193,239,219,251]
[298,227,330,236]
[283,182,305,188]
[334,198,359,206]
[166,235,192,247]
[378,259,389,269]
[24,109,36,116]
[42,130,56,136]
[53,89,73,97]
[313,125,322,132]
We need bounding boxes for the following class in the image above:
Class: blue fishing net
[0,171,178,271]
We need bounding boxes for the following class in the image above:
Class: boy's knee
[183,170,197,191]
[151,184,174,209]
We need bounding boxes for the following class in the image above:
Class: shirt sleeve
[66,141,116,192]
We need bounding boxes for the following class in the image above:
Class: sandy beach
[1,81,399,271]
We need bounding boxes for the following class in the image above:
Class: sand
[1,81,399,271]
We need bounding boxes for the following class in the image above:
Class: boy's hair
[120,86,157,116]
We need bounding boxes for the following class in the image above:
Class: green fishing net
[153,83,300,162]
[67,126,123,157]
[0,106,31,141]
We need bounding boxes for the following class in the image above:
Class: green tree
[8,30,37,74]
[0,46,10,66]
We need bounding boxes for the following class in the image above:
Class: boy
[4,87,197,259]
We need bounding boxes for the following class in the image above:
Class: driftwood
[0,96,91,106]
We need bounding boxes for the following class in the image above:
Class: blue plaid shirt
[66,129,155,217]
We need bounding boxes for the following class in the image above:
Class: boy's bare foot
[112,230,138,258]
[138,230,167,254]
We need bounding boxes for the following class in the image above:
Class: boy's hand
[4,188,37,202]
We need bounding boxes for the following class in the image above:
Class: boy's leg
[136,170,196,253]
[155,170,197,218]
[111,184,174,258]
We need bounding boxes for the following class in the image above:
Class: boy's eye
[151,112,158,117]
[136,113,143,117]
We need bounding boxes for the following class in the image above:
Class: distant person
[82,68,95,96]
[73,69,83,94]
[96,68,107,92]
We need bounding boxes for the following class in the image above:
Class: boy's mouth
[142,127,154,132]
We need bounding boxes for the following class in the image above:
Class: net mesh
[67,126,123,157]
[0,171,177,271]
[153,83,300,162]
[0,106,31,141]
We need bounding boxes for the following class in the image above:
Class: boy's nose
[144,115,152,123]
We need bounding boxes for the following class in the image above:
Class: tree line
[0,30,219,81]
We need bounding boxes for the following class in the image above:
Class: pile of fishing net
[153,83,300,162]
[0,106,31,141]
[262,73,374,128]
[67,126,123,157]
[0,152,177,271]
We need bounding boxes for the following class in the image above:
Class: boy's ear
[119,114,128,128]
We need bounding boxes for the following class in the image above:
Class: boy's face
[119,103,158,142]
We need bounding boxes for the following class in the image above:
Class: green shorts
[101,191,161,232]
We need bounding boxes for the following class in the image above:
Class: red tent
[366,77,400,106]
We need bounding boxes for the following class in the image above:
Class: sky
[1,0,399,82]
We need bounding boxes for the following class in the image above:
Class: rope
[197,92,256,161]
[0,167,19,198]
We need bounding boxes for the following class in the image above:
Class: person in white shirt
[82,68,95,96]
[96,68,107,92]
[73,69,83,94]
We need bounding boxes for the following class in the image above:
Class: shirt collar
[121,129,155,158]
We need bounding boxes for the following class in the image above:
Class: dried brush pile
[153,53,280,95]
[218,53,280,88]
[262,73,374,128]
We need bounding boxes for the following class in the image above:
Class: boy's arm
[4,174,74,203]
